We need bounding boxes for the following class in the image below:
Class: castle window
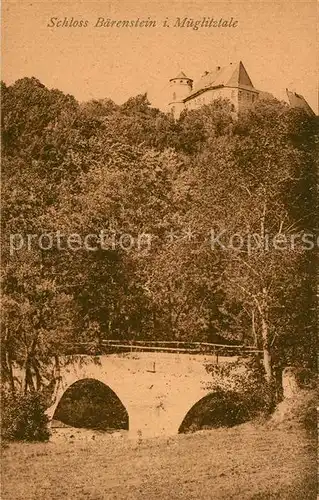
[180,80,183,83]
[173,92,176,100]
[231,90,236,98]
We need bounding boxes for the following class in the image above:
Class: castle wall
[184,87,258,113]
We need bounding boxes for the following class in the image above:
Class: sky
[2,0,318,112]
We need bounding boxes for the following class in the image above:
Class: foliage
[1,76,317,399]
[1,389,50,441]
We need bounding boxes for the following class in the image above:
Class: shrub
[1,389,51,442]
[302,398,317,437]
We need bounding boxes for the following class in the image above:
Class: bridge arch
[52,378,129,431]
[178,390,249,434]
[178,393,214,434]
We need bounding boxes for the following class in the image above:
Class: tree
[188,98,317,385]
[2,78,316,402]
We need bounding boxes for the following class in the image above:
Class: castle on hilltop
[168,61,315,118]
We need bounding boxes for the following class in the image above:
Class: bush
[302,398,317,437]
[1,390,51,442]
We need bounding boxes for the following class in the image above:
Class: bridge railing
[63,340,263,356]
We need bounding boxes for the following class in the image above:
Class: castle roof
[286,89,315,116]
[170,71,192,82]
[184,61,257,101]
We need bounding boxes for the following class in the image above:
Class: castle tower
[168,72,193,118]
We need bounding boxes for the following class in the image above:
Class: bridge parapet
[64,340,262,358]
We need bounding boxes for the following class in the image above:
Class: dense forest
[1,77,318,395]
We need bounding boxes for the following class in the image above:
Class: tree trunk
[23,356,29,394]
[5,352,16,396]
[262,339,273,383]
[4,325,16,395]
[260,288,273,385]
[261,302,273,385]
[259,197,274,387]
[251,308,258,347]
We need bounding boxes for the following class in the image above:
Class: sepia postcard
[1,0,318,499]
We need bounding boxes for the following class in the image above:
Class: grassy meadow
[2,418,316,500]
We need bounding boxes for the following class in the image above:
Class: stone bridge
[47,349,248,438]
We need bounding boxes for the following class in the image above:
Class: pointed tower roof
[170,71,193,82]
[227,61,254,88]
[286,89,315,116]
[188,61,256,97]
